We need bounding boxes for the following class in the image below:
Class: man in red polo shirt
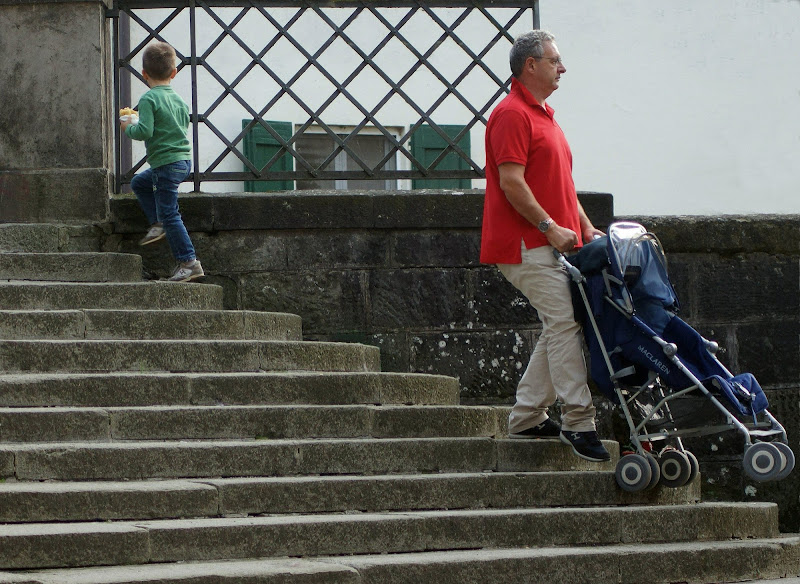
[481,30,609,462]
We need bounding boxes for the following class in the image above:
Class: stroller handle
[553,248,584,283]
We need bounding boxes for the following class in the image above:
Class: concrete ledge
[0,405,500,443]
[337,537,800,584]
[0,471,699,524]
[110,191,614,233]
[0,340,381,373]
[0,253,141,282]
[2,541,799,584]
[0,281,223,310]
[207,471,699,517]
[0,224,68,253]
[623,214,800,254]
[4,437,499,481]
[0,522,148,570]
[0,503,777,570]
[0,372,461,407]
[0,309,303,341]
[0,480,219,523]
[0,558,359,584]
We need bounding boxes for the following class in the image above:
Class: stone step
[0,339,380,374]
[0,253,141,282]
[0,309,302,340]
[0,558,361,584]
[0,438,619,481]
[0,224,65,253]
[0,471,699,524]
[0,503,778,571]
[0,371,461,407]
[0,281,223,310]
[1,537,798,584]
[0,405,505,443]
[319,538,800,584]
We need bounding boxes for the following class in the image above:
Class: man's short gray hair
[509,30,556,78]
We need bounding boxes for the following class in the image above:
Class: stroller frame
[558,221,792,492]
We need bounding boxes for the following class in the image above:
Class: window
[295,130,397,191]
[242,122,471,191]
[241,120,293,192]
[410,124,471,190]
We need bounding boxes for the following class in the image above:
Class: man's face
[529,41,566,96]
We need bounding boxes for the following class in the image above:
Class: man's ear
[170,68,178,80]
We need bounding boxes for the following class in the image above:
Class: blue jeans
[130,160,196,263]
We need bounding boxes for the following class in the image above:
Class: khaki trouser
[498,245,597,433]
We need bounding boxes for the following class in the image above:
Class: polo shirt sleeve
[488,108,530,167]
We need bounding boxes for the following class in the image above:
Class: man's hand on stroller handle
[546,224,580,252]
[583,226,605,242]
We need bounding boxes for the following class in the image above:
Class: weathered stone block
[0,408,110,443]
[211,192,374,230]
[239,270,367,333]
[193,231,287,273]
[373,191,483,229]
[737,320,800,383]
[692,254,798,321]
[0,170,110,223]
[392,230,481,268]
[468,266,539,329]
[286,231,389,269]
[363,332,411,373]
[630,214,800,255]
[369,268,468,329]
[0,224,63,253]
[410,329,535,404]
[0,3,110,170]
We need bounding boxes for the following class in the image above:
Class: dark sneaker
[139,223,165,246]
[560,430,611,462]
[509,418,561,439]
[167,260,204,282]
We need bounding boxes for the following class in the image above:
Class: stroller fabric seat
[569,229,768,418]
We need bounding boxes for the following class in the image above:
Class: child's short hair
[142,41,178,81]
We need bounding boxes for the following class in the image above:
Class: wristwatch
[537,218,554,233]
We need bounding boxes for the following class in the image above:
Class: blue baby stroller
[558,221,793,492]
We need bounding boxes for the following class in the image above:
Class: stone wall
[109,190,800,530]
[0,0,113,224]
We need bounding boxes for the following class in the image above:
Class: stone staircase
[0,222,799,584]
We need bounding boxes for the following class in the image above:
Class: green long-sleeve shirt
[125,85,191,170]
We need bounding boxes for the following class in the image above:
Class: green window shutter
[410,124,471,189]
[242,120,293,191]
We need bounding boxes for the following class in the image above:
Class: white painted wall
[544,0,800,215]
[126,1,800,216]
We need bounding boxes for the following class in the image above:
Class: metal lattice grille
[110,0,539,191]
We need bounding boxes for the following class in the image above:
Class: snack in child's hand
[119,106,139,125]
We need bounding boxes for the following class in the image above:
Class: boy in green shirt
[120,41,203,282]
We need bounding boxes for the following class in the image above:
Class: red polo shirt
[480,78,582,264]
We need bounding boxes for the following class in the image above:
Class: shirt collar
[510,77,554,118]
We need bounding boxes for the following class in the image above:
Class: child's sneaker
[139,223,165,246]
[167,260,204,282]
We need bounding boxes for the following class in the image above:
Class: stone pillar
[0,0,113,223]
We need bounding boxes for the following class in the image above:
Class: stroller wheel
[743,442,784,482]
[615,454,653,492]
[685,450,700,484]
[772,442,795,481]
[659,450,692,488]
[645,453,661,489]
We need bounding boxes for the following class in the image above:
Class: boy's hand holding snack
[119,107,139,131]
